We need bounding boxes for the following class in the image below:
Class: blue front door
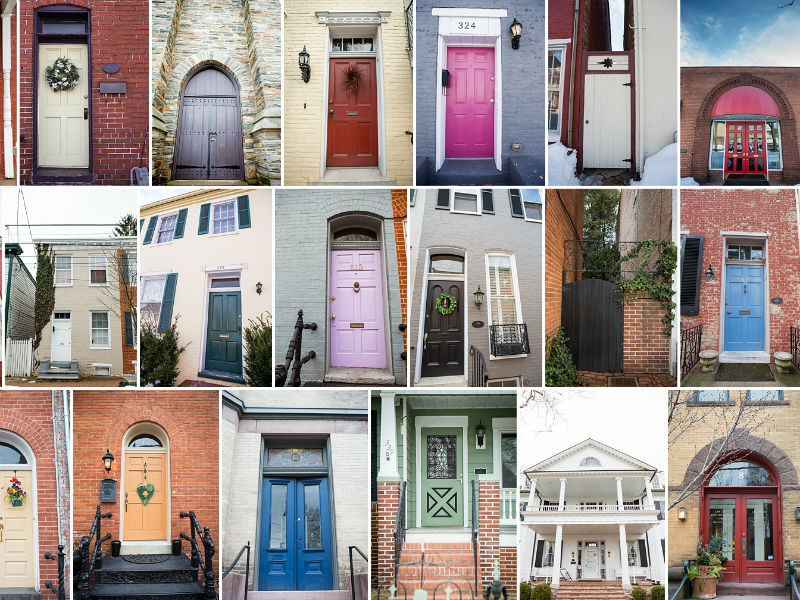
[259,477,333,591]
[724,264,765,351]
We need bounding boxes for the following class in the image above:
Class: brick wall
[116,249,137,375]
[0,391,69,592]
[623,293,670,373]
[373,480,400,587]
[72,391,219,574]
[544,189,584,337]
[19,0,150,184]
[680,189,800,357]
[500,546,516,595]
[391,189,407,350]
[680,68,800,184]
[478,480,500,589]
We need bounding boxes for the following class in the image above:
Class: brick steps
[555,581,630,600]
[396,543,477,596]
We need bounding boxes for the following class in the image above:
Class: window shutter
[481,189,494,213]
[237,195,252,228]
[534,540,544,567]
[509,189,524,217]
[638,539,649,567]
[124,312,133,347]
[120,253,129,283]
[436,189,450,209]
[142,216,158,245]
[174,208,188,239]
[139,218,144,232]
[158,273,178,333]
[680,235,704,316]
[198,203,211,235]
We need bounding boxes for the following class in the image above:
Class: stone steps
[91,554,205,600]
[90,582,205,600]
[555,581,630,600]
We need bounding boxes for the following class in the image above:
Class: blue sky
[682,0,800,66]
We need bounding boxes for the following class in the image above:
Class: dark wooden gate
[173,66,245,181]
[561,278,623,372]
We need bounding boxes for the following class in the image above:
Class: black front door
[421,280,464,377]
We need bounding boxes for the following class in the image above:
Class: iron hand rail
[471,479,478,594]
[680,324,703,380]
[469,345,489,387]
[221,541,250,600]
[180,510,217,600]
[275,309,317,387]
[668,560,690,600]
[44,544,67,600]
[76,504,112,600]
[790,560,800,600]
[393,481,407,586]
[348,545,368,600]
[791,326,800,370]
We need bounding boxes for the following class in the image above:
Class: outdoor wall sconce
[475,421,487,448]
[509,18,523,49]
[795,505,800,520]
[256,282,263,295]
[678,505,687,521]
[607,551,612,558]
[705,265,714,283]
[102,449,114,473]
[571,552,576,558]
[299,46,310,83]
[473,285,485,308]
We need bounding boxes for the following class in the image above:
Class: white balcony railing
[530,504,655,512]
[500,490,516,525]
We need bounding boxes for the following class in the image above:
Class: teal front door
[421,427,463,527]
[205,291,242,374]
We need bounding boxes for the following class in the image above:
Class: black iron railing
[44,544,67,600]
[469,345,488,387]
[221,542,250,600]
[75,504,112,600]
[680,324,703,380]
[563,239,668,282]
[669,560,691,600]
[404,0,413,67]
[275,309,317,387]
[471,480,478,594]
[790,560,800,600]
[348,546,368,600]
[792,326,800,370]
[393,481,407,586]
[489,323,530,356]
[180,511,217,600]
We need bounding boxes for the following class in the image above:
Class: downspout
[566,0,579,147]
[634,0,644,173]
[2,9,12,179]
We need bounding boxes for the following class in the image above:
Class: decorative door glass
[746,499,774,561]
[427,436,457,478]
[709,498,735,561]
[267,448,324,468]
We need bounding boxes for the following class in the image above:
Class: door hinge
[623,159,633,163]
[623,82,633,87]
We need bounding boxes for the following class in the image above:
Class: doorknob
[423,332,428,350]
[331,314,336,320]
[353,281,360,293]
[459,473,463,485]
[585,120,589,124]
[84,108,88,119]
[727,310,731,314]
[329,108,334,119]
[489,99,494,103]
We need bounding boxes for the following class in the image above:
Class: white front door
[51,312,71,362]
[582,72,631,168]
[583,547,600,579]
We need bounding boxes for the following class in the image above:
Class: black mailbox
[100,478,117,503]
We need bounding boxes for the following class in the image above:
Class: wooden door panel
[205,292,243,374]
[326,59,378,167]
[124,453,167,541]
[582,73,631,168]
[421,281,464,377]
[445,47,495,158]
[0,470,34,587]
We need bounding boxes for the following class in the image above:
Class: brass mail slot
[219,334,230,338]
[346,111,359,116]
[739,310,750,315]
[350,323,365,328]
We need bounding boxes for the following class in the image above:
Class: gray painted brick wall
[415,0,545,175]
[275,190,406,385]
[409,188,542,386]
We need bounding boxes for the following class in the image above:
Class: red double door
[704,489,782,583]
[724,121,767,178]
[327,58,378,167]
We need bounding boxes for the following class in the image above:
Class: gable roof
[523,438,657,474]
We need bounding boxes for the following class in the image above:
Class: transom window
[212,201,237,235]
[430,254,464,274]
[266,448,324,468]
[90,311,110,347]
[0,442,27,465]
[331,37,374,52]
[156,214,178,244]
[128,434,163,448]
[727,244,764,261]
[54,312,70,320]
[55,255,72,285]
[141,277,166,326]
[708,460,774,487]
[89,254,107,284]
[548,46,565,137]
[210,276,240,289]
[333,227,378,242]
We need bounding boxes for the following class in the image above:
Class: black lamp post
[509,18,523,49]
[299,46,310,83]
[475,421,486,447]
[102,449,114,473]
[473,285,485,308]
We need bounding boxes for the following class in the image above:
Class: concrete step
[309,167,395,186]
[168,180,250,186]
[432,159,507,185]
[247,592,351,599]
[95,554,198,584]
[323,367,396,385]
[37,372,80,381]
[0,588,40,600]
[90,582,204,600]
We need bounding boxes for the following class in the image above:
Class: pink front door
[330,250,387,368]
[445,46,495,158]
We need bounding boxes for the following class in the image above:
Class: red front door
[445,47,495,158]
[724,121,767,178]
[326,58,378,167]
[704,490,781,583]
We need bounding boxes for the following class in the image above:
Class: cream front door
[123,453,167,541]
[583,547,600,579]
[0,470,35,588]
[38,44,89,168]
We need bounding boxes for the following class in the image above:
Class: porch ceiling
[521,522,657,536]
[403,391,515,410]
[534,474,649,498]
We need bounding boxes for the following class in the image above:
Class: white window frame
[154,212,179,245]
[484,252,526,359]
[88,254,108,287]
[547,44,567,142]
[209,199,239,237]
[523,190,543,223]
[708,120,726,171]
[627,540,641,567]
[91,363,112,376]
[121,252,137,286]
[54,254,73,287]
[140,276,167,328]
[766,120,783,171]
[89,310,112,349]
[450,187,481,215]
[487,377,521,387]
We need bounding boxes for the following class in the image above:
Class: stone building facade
[151,0,281,184]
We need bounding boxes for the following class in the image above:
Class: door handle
[459,473,463,485]
[0,523,3,542]
[423,332,428,350]
[84,108,88,120]
[727,310,731,314]
[744,284,747,294]
[125,492,128,513]
[329,108,334,119]
[742,534,746,557]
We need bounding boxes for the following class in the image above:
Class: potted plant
[6,477,26,507]
[698,538,729,580]
[688,564,723,599]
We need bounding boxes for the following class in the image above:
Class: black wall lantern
[475,421,487,447]
[509,18,523,50]
[256,282,263,295]
[473,285,485,308]
[705,264,714,283]
[102,449,114,473]
[299,46,310,83]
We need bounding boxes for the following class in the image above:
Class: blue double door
[724,264,765,351]
[259,477,333,591]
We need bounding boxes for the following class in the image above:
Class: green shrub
[651,585,665,600]
[545,327,579,386]
[631,587,647,600]
[243,312,272,386]
[531,582,551,600]
[140,317,188,387]
[519,582,532,600]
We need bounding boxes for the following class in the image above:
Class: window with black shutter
[638,539,649,567]
[534,539,545,567]
[124,312,134,347]
[436,189,450,209]
[680,235,704,315]
[371,410,378,502]
[481,189,494,214]
[509,189,524,217]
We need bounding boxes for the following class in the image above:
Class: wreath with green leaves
[435,293,457,316]
[46,57,80,92]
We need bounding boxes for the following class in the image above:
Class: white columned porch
[618,524,631,592]
[378,391,399,478]
[552,524,564,591]
[615,476,624,508]
[644,476,654,508]
[1,1,13,180]
[558,477,567,508]
[527,478,537,507]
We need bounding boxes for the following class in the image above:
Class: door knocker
[353,281,360,293]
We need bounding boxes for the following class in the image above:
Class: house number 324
[457,20,477,29]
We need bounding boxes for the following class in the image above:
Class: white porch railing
[6,338,33,377]
[500,489,516,525]
[530,504,655,512]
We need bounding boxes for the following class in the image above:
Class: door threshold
[310,167,395,186]
[405,527,472,544]
[0,588,40,600]
[415,375,467,388]
[168,179,250,186]
[718,351,770,363]
[197,369,245,385]
[119,540,172,555]
[324,366,395,386]
[33,167,92,184]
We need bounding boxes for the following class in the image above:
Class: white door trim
[491,417,516,488]
[198,269,244,375]
[51,311,71,362]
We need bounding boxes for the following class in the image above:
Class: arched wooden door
[173,66,244,181]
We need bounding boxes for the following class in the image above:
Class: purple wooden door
[330,250,386,369]
[445,47,495,158]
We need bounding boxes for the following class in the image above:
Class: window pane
[751,246,763,260]
[269,484,287,549]
[501,434,517,489]
[90,255,107,284]
[524,201,542,220]
[427,435,457,479]
[767,122,781,169]
[41,20,87,34]
[55,256,71,284]
[266,448,324,468]
[710,122,725,169]
[709,498,735,561]
[141,278,165,325]
[746,499,774,561]
[129,434,162,448]
[694,390,725,403]
[304,484,322,549]
[453,192,478,213]
[488,255,517,325]
[430,255,464,274]
[91,312,109,346]
[157,215,177,243]
[709,461,774,486]
[0,442,27,464]
[548,91,560,131]
[210,277,240,289]
[212,202,236,234]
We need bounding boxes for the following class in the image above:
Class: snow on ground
[680,177,700,186]
[630,143,678,186]
[548,142,581,185]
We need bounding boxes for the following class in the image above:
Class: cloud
[703,16,722,31]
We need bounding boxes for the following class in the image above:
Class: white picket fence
[6,339,33,377]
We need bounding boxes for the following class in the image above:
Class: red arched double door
[701,457,782,583]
